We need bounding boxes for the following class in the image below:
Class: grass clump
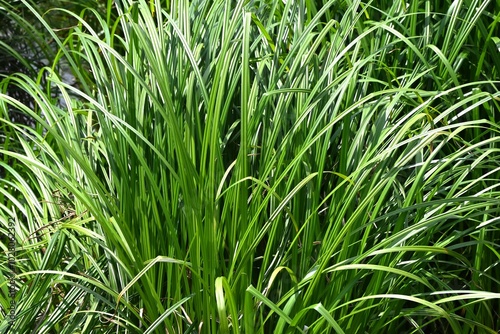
[1,0,499,333]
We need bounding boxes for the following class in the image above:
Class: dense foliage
[1,0,499,333]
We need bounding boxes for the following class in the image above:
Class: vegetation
[1,0,499,332]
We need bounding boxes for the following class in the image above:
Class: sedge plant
[0,0,499,333]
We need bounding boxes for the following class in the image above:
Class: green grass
[1,0,499,333]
